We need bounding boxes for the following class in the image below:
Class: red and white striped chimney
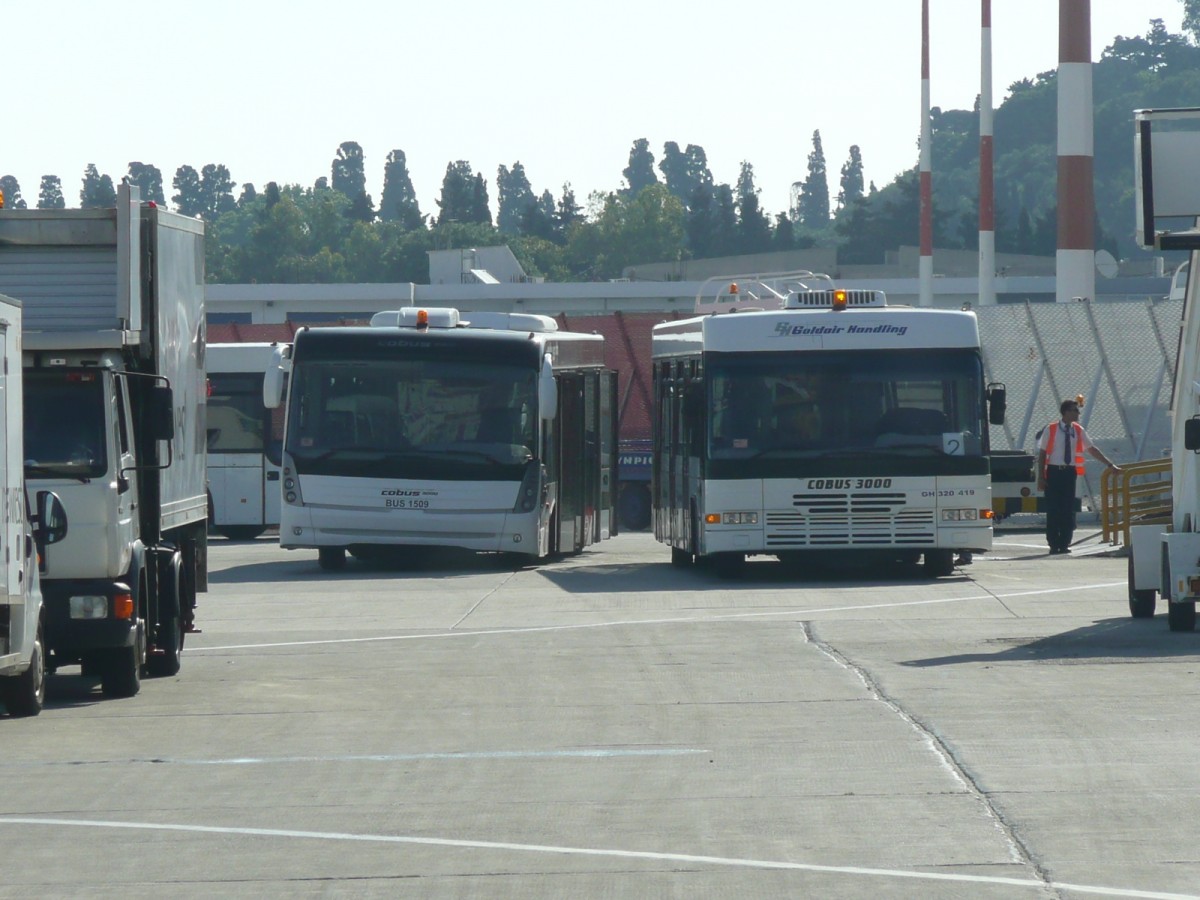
[1057,0,1094,303]
[919,0,933,306]
[978,0,996,305]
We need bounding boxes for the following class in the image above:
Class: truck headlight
[69,595,108,619]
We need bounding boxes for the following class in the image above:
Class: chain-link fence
[982,298,1182,512]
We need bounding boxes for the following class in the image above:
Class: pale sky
[2,0,1184,219]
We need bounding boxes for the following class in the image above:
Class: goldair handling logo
[773,321,908,337]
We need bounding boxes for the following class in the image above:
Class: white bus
[652,275,1005,577]
[206,343,284,540]
[265,308,617,569]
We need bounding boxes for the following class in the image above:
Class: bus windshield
[707,348,985,460]
[286,357,538,478]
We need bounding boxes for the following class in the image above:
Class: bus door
[599,370,617,540]
[556,372,585,553]
[207,371,269,536]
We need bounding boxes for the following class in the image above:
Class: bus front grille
[765,495,935,546]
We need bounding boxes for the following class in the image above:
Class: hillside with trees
[1,15,1197,283]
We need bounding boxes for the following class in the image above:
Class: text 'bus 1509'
[652,272,1007,578]
[264,308,618,570]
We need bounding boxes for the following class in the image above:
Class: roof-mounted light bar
[787,289,887,310]
[369,308,559,333]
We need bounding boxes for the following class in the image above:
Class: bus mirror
[1186,416,1200,452]
[264,347,287,409]
[539,355,557,420]
[987,382,1006,425]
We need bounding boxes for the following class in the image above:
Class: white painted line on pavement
[1,816,1194,899]
[0,748,709,768]
[191,581,1126,653]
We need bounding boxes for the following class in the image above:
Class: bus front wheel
[318,547,347,571]
[923,550,954,578]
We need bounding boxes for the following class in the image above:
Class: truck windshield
[24,371,108,477]
[707,348,985,460]
[286,357,538,479]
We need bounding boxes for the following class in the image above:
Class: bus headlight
[941,508,980,521]
[707,512,759,525]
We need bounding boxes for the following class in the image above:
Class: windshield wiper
[24,463,91,483]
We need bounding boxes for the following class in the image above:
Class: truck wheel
[1,620,45,717]
[1168,600,1197,632]
[1128,556,1156,619]
[101,628,143,698]
[318,547,346,571]
[148,554,184,678]
[671,546,693,567]
[924,549,954,578]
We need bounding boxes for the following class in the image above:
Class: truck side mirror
[1187,416,1200,452]
[987,382,1006,426]
[538,355,557,421]
[149,384,175,441]
[34,490,68,545]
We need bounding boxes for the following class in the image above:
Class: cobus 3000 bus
[652,276,1006,577]
[265,308,618,569]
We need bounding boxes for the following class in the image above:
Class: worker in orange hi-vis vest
[1035,397,1120,555]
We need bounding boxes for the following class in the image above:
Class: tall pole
[979,0,996,305]
[919,0,933,306]
[1057,0,1094,303]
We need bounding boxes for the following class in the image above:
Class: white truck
[0,293,68,716]
[0,184,208,693]
[1128,108,1200,630]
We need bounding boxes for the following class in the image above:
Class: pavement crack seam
[450,570,519,630]
[800,620,1060,898]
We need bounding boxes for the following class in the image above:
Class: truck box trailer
[0,185,207,694]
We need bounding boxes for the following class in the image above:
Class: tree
[519,189,557,242]
[126,162,165,205]
[497,162,536,234]
[710,184,738,256]
[172,165,205,217]
[685,184,715,258]
[80,164,116,209]
[622,138,658,196]
[659,142,712,212]
[379,150,423,229]
[796,130,830,227]
[331,141,373,222]
[471,174,492,226]
[555,183,582,242]
[837,145,864,211]
[772,212,795,250]
[0,176,26,209]
[238,183,257,207]
[566,185,685,279]
[200,164,237,221]
[1187,0,1200,43]
[735,162,772,254]
[436,161,491,226]
[37,175,65,209]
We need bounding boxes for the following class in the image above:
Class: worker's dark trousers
[1044,466,1078,550]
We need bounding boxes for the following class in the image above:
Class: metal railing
[1100,457,1172,546]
